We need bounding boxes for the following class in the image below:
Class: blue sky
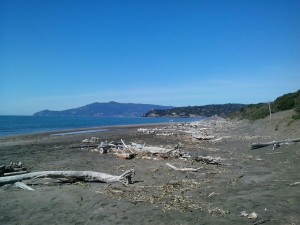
[0,0,299,115]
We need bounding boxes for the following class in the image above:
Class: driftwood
[14,182,35,191]
[166,163,202,172]
[129,141,222,165]
[121,139,128,149]
[82,137,99,144]
[100,140,173,155]
[1,162,28,177]
[71,140,128,154]
[251,138,300,150]
[73,138,175,157]
[77,138,222,166]
[4,171,28,176]
[0,169,135,186]
[121,139,135,153]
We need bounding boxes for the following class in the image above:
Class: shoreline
[0,117,204,139]
[0,122,177,140]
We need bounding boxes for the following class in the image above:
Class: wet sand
[1,113,300,225]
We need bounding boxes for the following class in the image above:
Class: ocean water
[0,116,203,137]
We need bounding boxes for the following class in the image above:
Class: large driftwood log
[251,138,300,150]
[0,169,135,186]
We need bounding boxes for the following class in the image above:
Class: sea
[0,116,203,137]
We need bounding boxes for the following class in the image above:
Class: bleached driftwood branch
[166,163,202,172]
[3,171,28,176]
[0,169,135,186]
[121,139,128,149]
[251,138,300,150]
[14,182,35,191]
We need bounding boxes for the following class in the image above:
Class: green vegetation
[293,92,300,119]
[232,103,270,121]
[231,90,300,121]
[145,104,246,118]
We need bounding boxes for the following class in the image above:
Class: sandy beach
[1,112,300,225]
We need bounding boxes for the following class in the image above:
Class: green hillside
[231,90,300,121]
[145,104,246,118]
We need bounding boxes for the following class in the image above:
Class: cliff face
[33,101,173,117]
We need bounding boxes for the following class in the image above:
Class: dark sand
[1,111,300,225]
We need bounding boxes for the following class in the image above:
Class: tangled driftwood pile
[136,117,241,143]
[75,138,223,165]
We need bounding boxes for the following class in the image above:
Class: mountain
[33,101,173,117]
[145,104,246,118]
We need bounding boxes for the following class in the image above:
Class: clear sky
[1,0,299,115]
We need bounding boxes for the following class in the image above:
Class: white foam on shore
[49,129,109,136]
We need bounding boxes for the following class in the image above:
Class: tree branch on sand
[250,138,300,150]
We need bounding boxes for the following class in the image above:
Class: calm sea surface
[0,116,203,137]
